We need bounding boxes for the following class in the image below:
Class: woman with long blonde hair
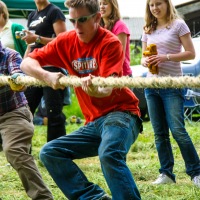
[141,0,200,187]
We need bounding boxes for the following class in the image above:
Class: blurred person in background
[22,0,68,142]
[99,0,132,77]
[0,1,27,57]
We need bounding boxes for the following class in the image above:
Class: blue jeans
[40,111,142,200]
[145,88,200,181]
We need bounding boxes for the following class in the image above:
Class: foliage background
[130,43,142,66]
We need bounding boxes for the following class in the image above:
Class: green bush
[130,43,142,65]
[63,88,84,120]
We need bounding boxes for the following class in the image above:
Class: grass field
[1,91,200,199]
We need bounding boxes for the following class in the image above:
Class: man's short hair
[65,0,100,14]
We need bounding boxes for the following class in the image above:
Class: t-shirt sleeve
[141,31,147,42]
[27,12,34,28]
[7,50,23,75]
[176,19,190,37]
[99,39,123,77]
[112,20,130,36]
[50,6,66,24]
[28,36,64,68]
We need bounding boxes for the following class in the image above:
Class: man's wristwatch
[35,35,41,44]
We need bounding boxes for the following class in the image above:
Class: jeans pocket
[104,112,131,129]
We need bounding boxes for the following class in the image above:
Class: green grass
[1,92,200,199]
[64,88,84,119]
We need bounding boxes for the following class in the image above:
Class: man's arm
[20,57,65,90]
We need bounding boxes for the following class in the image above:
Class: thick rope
[2,75,200,88]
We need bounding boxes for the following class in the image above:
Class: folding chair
[184,89,200,124]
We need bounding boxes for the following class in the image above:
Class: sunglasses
[69,13,96,24]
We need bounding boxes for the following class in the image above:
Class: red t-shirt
[29,27,140,123]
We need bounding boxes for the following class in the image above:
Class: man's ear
[95,12,102,24]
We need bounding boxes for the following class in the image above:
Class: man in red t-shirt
[21,0,142,199]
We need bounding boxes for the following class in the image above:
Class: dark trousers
[25,67,66,142]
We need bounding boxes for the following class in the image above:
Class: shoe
[43,117,48,125]
[152,173,175,184]
[70,116,77,123]
[192,175,200,187]
[76,117,82,124]
[33,116,44,125]
[99,194,111,200]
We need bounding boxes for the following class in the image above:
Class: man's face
[69,7,100,43]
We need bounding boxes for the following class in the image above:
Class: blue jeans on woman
[40,111,142,200]
[145,88,200,181]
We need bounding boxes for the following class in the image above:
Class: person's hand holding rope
[8,73,26,91]
[43,71,65,90]
[81,74,113,98]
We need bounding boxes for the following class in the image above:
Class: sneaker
[43,117,48,126]
[70,116,77,123]
[99,194,112,200]
[192,175,200,187]
[33,116,44,125]
[152,173,175,184]
[76,117,82,124]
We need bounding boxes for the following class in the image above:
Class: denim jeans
[40,111,142,200]
[145,88,200,181]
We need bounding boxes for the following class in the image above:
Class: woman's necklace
[155,27,166,34]
[155,24,170,34]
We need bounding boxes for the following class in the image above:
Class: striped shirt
[0,42,27,115]
[141,19,190,77]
